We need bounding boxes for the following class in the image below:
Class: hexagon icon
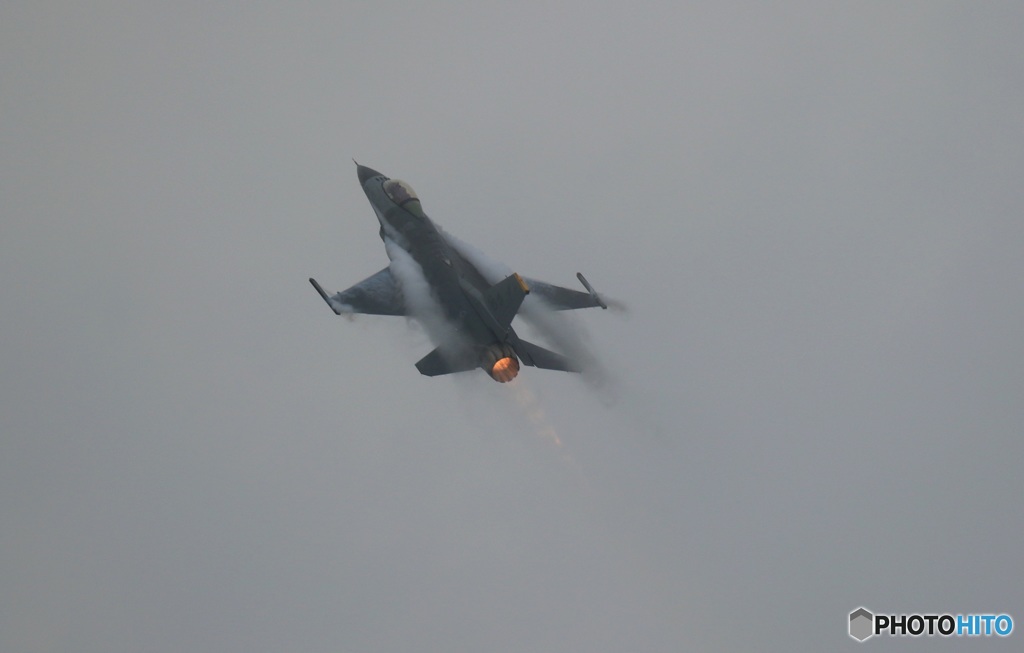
[849,607,874,642]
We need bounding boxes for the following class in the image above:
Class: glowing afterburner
[481,343,520,383]
[491,356,520,382]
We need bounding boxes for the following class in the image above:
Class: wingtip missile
[310,277,343,315]
[576,272,607,309]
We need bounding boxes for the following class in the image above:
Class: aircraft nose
[356,163,384,185]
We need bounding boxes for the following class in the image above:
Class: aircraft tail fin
[484,273,530,328]
[514,339,580,373]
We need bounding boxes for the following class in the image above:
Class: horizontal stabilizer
[514,339,580,373]
[415,346,478,377]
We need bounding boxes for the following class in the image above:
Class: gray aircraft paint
[310,164,606,382]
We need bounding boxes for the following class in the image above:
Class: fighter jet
[310,163,607,382]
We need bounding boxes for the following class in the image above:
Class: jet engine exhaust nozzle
[481,343,520,383]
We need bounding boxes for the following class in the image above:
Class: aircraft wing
[415,346,478,376]
[522,274,607,310]
[437,229,606,311]
[309,267,406,316]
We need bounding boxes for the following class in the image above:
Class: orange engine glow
[490,356,520,383]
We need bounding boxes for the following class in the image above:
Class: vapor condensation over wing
[384,237,466,354]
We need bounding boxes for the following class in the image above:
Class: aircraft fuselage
[357,164,503,349]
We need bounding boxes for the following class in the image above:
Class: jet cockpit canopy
[383,179,426,218]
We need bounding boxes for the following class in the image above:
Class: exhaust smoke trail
[454,370,591,489]
[510,378,563,449]
[507,377,595,492]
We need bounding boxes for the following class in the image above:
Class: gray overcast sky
[2,2,1022,651]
